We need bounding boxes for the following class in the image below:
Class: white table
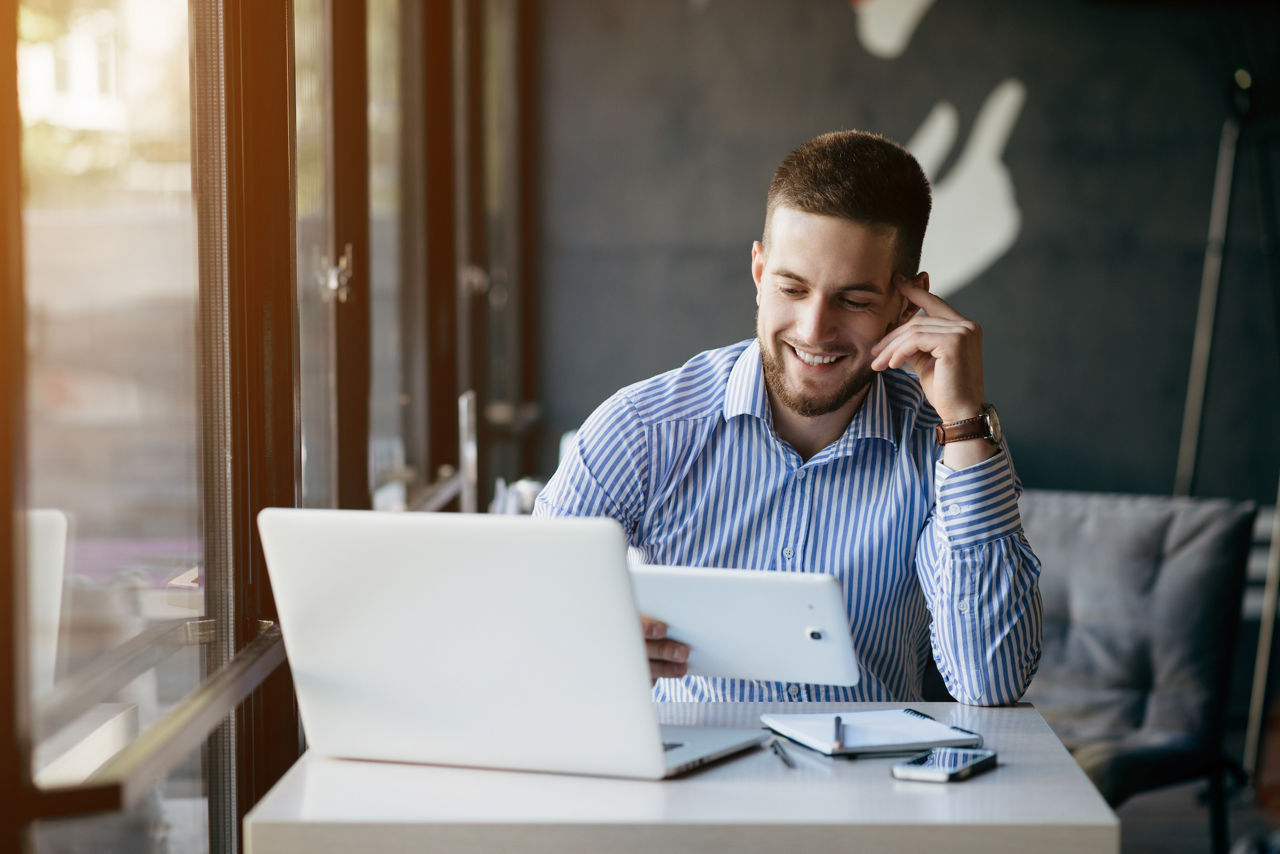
[244,701,1119,854]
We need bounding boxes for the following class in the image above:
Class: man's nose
[797,299,837,343]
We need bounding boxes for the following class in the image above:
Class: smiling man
[535,130,1042,706]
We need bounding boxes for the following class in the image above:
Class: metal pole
[1174,117,1239,498]
[190,0,238,849]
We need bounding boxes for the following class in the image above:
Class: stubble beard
[758,336,875,418]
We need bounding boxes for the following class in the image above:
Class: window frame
[0,0,469,848]
[0,0,305,846]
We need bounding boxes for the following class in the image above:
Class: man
[535,130,1041,706]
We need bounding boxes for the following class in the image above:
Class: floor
[1120,780,1277,854]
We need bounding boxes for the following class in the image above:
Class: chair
[1018,489,1256,854]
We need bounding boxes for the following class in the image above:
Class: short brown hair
[764,130,932,274]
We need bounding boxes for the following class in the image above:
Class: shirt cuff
[932,449,1022,548]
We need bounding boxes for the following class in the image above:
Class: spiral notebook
[760,708,982,756]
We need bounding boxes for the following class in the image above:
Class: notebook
[760,708,983,756]
[629,563,859,685]
[256,508,768,779]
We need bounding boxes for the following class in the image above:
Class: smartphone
[890,747,997,782]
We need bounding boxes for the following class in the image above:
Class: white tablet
[629,564,860,686]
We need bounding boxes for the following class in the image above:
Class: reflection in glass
[26,509,67,701]
[295,0,336,508]
[32,749,209,854]
[18,0,207,845]
[367,0,406,510]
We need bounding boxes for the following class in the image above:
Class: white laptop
[256,509,768,779]
[630,563,860,686]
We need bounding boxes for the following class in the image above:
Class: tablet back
[629,564,860,686]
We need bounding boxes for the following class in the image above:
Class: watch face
[985,405,1003,443]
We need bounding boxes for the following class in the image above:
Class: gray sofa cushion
[1018,489,1255,803]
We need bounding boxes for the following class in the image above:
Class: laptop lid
[257,509,762,779]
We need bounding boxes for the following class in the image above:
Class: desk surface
[245,701,1118,854]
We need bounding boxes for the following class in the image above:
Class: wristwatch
[935,404,1002,445]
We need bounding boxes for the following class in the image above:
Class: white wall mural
[848,0,935,59]
[851,0,1025,297]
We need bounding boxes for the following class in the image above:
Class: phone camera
[808,629,823,640]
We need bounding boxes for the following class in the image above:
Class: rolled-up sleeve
[916,448,1043,706]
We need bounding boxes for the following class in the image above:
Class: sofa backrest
[1019,489,1256,749]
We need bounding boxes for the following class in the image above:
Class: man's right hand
[641,615,689,682]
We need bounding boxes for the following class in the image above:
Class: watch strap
[934,413,992,445]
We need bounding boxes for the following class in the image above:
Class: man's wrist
[934,405,984,425]
[941,438,1001,472]
[935,404,1002,446]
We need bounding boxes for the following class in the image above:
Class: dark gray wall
[533,0,1280,504]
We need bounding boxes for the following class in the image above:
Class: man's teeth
[793,347,840,366]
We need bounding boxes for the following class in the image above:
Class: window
[20,0,207,830]
[368,0,407,511]
[1,1,472,849]
[4,2,307,850]
[294,0,338,510]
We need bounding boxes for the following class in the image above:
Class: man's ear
[751,241,765,305]
[897,271,929,324]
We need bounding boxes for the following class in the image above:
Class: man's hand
[870,275,997,469]
[642,615,689,682]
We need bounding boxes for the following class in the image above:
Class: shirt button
[958,600,969,613]
[946,503,961,515]
[783,547,794,560]
[787,684,800,698]
[796,470,806,481]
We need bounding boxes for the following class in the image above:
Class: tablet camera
[807,629,824,640]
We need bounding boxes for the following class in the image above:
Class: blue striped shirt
[535,339,1042,706]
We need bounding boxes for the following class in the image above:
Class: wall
[533,0,1280,505]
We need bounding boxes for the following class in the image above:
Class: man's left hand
[870,273,986,423]
[870,274,998,469]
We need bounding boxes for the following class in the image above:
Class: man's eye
[842,299,870,310]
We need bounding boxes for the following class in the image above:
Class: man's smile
[788,343,848,368]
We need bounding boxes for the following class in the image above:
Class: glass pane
[32,741,208,854]
[19,4,216,849]
[18,0,205,781]
[367,0,406,511]
[294,0,336,508]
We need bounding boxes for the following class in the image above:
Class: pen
[833,715,843,751]
[770,738,796,769]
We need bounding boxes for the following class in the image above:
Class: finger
[894,274,965,321]
[876,316,972,346]
[646,637,690,664]
[650,659,688,681]
[872,339,927,373]
[872,318,973,359]
[640,615,667,640]
[873,329,963,371]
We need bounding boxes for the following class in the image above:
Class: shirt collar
[724,339,772,422]
[832,369,898,453]
[723,339,899,454]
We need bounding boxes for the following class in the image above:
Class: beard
[759,336,875,418]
